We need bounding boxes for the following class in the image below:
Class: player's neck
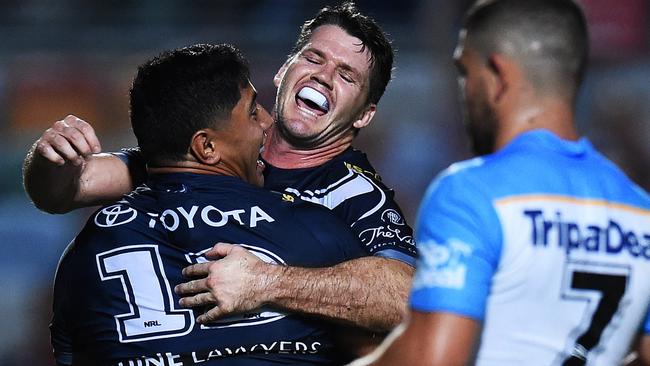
[148,163,240,179]
[496,98,578,151]
[262,124,353,169]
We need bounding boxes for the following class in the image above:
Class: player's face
[218,81,272,186]
[273,25,376,148]
[454,30,498,156]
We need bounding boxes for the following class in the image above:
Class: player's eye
[340,72,354,83]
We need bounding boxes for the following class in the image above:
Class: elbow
[27,193,74,214]
[23,178,75,214]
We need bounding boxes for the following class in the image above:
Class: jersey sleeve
[50,240,77,366]
[111,147,148,188]
[409,168,502,321]
[337,162,417,266]
[644,306,650,334]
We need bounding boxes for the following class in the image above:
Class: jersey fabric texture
[114,147,417,266]
[51,173,366,366]
[409,130,650,366]
[262,147,416,265]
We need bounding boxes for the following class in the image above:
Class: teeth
[298,87,329,111]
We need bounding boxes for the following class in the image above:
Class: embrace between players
[22,1,650,365]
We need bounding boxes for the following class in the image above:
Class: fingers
[63,115,102,153]
[203,242,237,260]
[35,139,66,166]
[174,276,209,295]
[178,292,216,308]
[196,306,227,324]
[35,115,101,166]
[180,261,212,278]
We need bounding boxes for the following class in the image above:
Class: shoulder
[335,147,382,180]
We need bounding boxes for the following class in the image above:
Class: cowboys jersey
[410,130,650,365]
[262,147,416,265]
[51,173,366,365]
[115,147,417,265]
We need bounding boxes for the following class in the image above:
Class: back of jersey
[51,173,365,366]
[411,131,650,365]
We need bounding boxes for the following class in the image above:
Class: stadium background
[0,0,647,363]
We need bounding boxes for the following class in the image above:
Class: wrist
[258,262,287,306]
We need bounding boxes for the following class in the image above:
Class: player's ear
[487,53,516,104]
[352,103,376,129]
[273,60,290,87]
[190,129,221,165]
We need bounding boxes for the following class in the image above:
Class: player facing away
[350,0,650,365]
[50,43,370,365]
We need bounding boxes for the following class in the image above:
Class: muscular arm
[22,115,134,213]
[177,244,414,332]
[265,256,413,331]
[23,144,132,213]
[349,311,480,366]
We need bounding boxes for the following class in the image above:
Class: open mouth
[295,87,330,116]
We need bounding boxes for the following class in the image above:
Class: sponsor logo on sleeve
[412,239,472,290]
[358,209,415,252]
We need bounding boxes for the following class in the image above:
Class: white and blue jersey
[51,173,366,365]
[410,130,650,365]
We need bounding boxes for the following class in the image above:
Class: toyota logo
[94,204,138,227]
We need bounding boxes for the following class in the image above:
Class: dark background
[0,1,648,363]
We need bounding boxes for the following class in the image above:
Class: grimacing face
[273,25,376,149]
[454,30,498,156]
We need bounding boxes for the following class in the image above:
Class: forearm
[23,142,84,214]
[266,256,413,331]
[23,143,133,213]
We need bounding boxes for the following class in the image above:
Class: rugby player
[351,0,650,365]
[23,1,415,350]
[51,43,371,365]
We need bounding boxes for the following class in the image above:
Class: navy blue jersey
[51,173,366,366]
[262,148,416,265]
[114,147,417,265]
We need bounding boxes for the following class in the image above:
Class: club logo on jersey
[412,239,472,290]
[95,204,138,227]
[185,245,287,329]
[524,209,650,259]
[382,209,405,225]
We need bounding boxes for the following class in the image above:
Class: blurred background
[0,0,648,364]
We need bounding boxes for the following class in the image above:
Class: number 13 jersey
[51,173,366,366]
